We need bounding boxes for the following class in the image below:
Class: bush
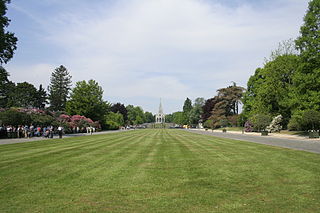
[288,110,320,131]
[288,111,303,131]
[0,109,32,126]
[301,110,320,131]
[250,113,271,132]
[244,120,253,132]
[266,115,282,132]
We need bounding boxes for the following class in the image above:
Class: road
[186,129,320,154]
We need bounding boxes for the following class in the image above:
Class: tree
[111,103,128,123]
[7,82,38,108]
[183,97,193,125]
[243,55,299,124]
[66,79,108,122]
[172,111,186,125]
[0,0,17,64]
[126,105,145,125]
[0,66,13,107]
[165,114,173,123]
[292,0,320,112]
[144,111,155,123]
[202,97,219,122]
[48,65,72,111]
[183,98,192,114]
[105,112,124,130]
[189,97,205,125]
[34,84,47,109]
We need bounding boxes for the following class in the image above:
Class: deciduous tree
[0,0,17,64]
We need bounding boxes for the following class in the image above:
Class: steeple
[158,98,163,114]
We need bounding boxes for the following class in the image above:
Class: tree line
[170,0,320,132]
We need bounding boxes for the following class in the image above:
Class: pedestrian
[58,126,63,138]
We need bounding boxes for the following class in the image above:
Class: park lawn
[0,130,319,213]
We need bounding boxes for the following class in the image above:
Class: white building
[155,99,165,123]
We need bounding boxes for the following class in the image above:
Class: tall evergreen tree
[34,84,47,109]
[0,0,17,64]
[48,65,72,111]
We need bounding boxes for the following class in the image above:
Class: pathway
[187,129,320,154]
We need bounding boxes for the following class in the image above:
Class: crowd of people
[0,125,64,139]
[0,125,97,139]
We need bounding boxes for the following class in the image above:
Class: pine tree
[48,65,72,111]
[34,84,47,109]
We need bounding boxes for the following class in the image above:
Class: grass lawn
[0,129,319,212]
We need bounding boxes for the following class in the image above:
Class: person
[49,126,54,138]
[57,126,63,138]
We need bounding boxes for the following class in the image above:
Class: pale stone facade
[155,99,165,123]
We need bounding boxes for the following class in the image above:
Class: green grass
[0,129,319,213]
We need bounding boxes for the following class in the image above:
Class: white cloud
[7,0,309,113]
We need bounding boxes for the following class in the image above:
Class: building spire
[159,98,163,114]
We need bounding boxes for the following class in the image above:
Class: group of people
[0,125,64,139]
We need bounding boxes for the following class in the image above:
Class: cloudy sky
[5,0,309,114]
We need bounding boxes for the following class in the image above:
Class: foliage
[48,65,72,111]
[242,55,300,124]
[291,0,320,112]
[105,112,124,130]
[0,108,31,126]
[189,97,205,125]
[144,111,155,123]
[34,84,47,109]
[266,115,283,133]
[110,103,128,122]
[172,111,187,125]
[244,120,253,132]
[66,79,108,122]
[204,83,245,129]
[126,105,145,125]
[202,97,219,122]
[7,82,38,108]
[183,98,192,114]
[250,114,271,132]
[203,119,214,129]
[165,113,173,123]
[0,66,12,107]
[301,110,320,131]
[0,0,18,64]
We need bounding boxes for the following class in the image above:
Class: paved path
[0,130,125,145]
[186,129,320,154]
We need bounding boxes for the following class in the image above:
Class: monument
[155,99,165,123]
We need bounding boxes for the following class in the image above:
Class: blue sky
[4,0,309,114]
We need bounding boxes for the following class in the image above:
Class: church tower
[155,99,165,123]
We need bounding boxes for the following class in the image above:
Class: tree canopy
[66,79,108,122]
[0,0,17,64]
[48,65,72,111]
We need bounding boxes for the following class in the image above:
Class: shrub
[301,110,320,131]
[250,113,271,132]
[244,120,253,132]
[266,115,283,132]
[0,109,32,126]
[288,111,303,131]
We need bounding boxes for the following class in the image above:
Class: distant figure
[58,126,63,138]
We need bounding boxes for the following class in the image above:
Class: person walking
[58,126,63,138]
